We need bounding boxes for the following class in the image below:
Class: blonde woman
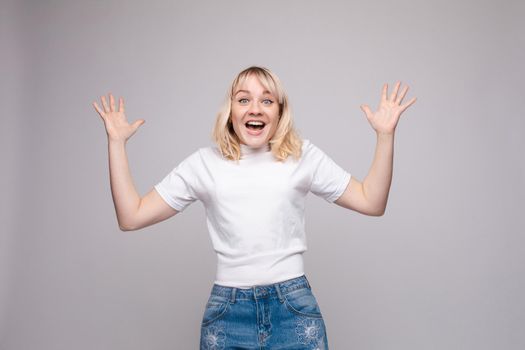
[93,66,416,349]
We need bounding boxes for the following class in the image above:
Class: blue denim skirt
[200,274,329,349]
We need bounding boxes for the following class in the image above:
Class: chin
[241,134,269,147]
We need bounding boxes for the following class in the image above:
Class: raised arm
[335,81,417,216]
[93,93,178,231]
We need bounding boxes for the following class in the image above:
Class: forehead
[233,73,277,96]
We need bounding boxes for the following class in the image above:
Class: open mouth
[245,121,266,130]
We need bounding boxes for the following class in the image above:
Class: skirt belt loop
[275,281,285,303]
[230,287,237,304]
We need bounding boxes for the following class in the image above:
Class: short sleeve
[154,151,200,212]
[307,141,352,203]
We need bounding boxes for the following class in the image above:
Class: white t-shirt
[154,139,351,288]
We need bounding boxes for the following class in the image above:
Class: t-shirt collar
[240,142,271,158]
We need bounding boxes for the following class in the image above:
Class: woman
[93,66,416,349]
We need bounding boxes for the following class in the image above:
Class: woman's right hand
[93,93,145,142]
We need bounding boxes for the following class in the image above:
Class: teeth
[246,121,265,126]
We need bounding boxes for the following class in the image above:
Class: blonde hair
[211,66,303,162]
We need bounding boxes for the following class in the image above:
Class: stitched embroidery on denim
[201,324,226,350]
[295,317,326,349]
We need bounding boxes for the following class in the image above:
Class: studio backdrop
[1,0,524,349]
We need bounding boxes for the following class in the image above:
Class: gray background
[2,0,524,349]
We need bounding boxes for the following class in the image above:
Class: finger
[396,85,409,105]
[131,119,145,130]
[93,101,105,118]
[381,83,388,102]
[109,93,115,112]
[360,104,373,119]
[400,97,417,112]
[101,95,110,112]
[119,97,125,113]
[389,81,401,102]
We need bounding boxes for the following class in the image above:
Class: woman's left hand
[360,81,417,135]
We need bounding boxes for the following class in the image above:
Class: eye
[262,99,274,105]
[238,98,249,104]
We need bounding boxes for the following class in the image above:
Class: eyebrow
[234,89,273,96]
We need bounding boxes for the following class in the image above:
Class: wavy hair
[211,66,303,162]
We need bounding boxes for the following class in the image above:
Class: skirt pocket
[201,295,231,327]
[283,287,323,318]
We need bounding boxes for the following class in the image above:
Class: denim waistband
[210,275,311,303]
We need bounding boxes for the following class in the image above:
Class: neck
[240,142,271,157]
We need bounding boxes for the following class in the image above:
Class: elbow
[366,210,384,217]
[368,205,386,217]
[118,220,136,232]
[374,209,386,217]
[369,197,388,216]
[119,224,131,232]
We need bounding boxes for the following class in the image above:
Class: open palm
[93,93,145,142]
[360,81,417,135]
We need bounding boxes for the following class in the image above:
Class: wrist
[376,131,395,138]
[108,137,127,146]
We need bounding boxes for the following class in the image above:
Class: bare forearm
[108,139,141,230]
[362,133,394,215]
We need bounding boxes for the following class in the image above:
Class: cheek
[230,110,243,125]
[270,112,280,126]
[231,120,243,133]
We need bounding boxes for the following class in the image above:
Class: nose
[248,100,262,115]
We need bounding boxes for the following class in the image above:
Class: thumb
[360,104,373,119]
[132,119,145,130]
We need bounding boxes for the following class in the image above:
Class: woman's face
[231,74,280,148]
